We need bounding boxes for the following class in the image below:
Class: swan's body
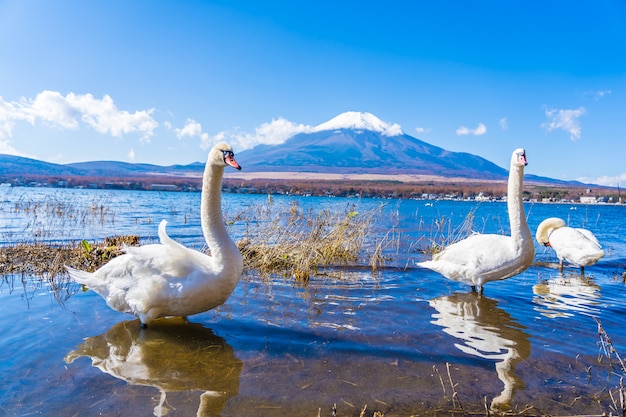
[535,217,603,273]
[66,143,243,326]
[418,148,535,292]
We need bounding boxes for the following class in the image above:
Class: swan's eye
[221,150,234,161]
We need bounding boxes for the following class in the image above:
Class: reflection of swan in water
[429,292,531,411]
[65,318,242,417]
[532,272,601,319]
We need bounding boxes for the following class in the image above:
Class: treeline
[223,177,617,202]
[2,173,620,202]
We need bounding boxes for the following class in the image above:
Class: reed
[421,207,479,255]
[235,201,388,281]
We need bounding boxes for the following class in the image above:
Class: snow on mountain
[313,111,403,136]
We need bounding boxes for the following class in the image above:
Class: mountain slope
[236,113,509,179]
[0,154,83,176]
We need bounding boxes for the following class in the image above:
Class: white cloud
[0,90,159,143]
[583,89,611,100]
[578,172,626,187]
[594,90,611,100]
[456,122,487,136]
[499,118,508,130]
[128,148,136,161]
[0,138,21,155]
[199,118,314,151]
[541,107,586,140]
[176,118,209,142]
[415,127,431,134]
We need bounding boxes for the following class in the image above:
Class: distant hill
[0,154,84,177]
[0,112,578,185]
[0,154,204,179]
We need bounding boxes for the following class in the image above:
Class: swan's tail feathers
[157,219,189,252]
[581,249,605,266]
[65,265,96,286]
[157,219,169,244]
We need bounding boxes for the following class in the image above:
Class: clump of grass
[235,201,387,282]
[0,235,140,278]
[0,235,139,304]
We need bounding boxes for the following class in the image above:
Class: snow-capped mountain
[236,111,509,179]
[312,111,403,136]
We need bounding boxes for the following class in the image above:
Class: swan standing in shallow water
[535,217,604,273]
[418,148,535,292]
[66,143,243,327]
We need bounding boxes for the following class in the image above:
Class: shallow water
[1,186,625,416]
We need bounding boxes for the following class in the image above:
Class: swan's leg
[580,266,585,275]
[471,285,477,293]
[138,309,159,328]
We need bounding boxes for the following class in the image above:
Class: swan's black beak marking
[222,150,242,170]
[518,151,528,166]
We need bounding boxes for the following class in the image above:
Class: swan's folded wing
[122,242,210,280]
[576,228,602,248]
[422,234,527,281]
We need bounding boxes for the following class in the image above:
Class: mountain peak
[313,111,403,136]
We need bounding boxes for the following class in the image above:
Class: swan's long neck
[200,163,238,261]
[507,164,531,243]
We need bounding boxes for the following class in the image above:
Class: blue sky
[0,0,625,186]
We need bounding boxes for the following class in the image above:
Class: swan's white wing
[420,234,530,284]
[549,227,604,266]
[576,228,602,247]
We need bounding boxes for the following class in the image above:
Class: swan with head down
[66,143,243,327]
[418,148,535,292]
[535,217,603,273]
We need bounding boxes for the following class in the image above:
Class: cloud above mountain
[0,91,158,141]
[196,111,403,151]
[456,123,487,136]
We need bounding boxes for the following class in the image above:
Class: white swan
[418,148,535,292]
[66,143,244,327]
[535,217,604,273]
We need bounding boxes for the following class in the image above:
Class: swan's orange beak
[225,153,242,170]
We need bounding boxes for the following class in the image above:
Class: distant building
[150,184,179,191]
[580,196,597,204]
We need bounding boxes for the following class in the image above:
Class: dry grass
[235,201,388,282]
[0,235,140,277]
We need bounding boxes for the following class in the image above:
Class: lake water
[1,186,625,416]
